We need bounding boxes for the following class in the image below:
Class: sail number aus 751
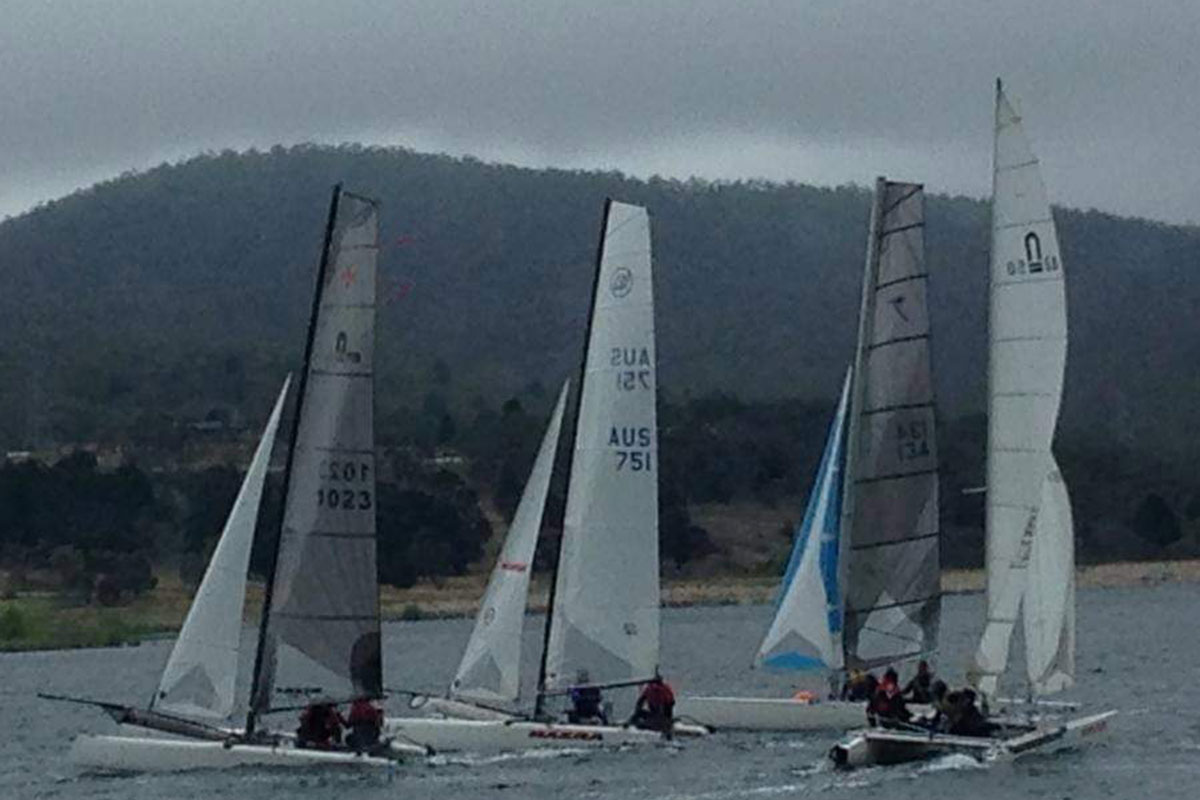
[612,347,652,392]
[316,459,373,510]
[611,426,653,471]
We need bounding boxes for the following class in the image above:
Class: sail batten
[543,200,659,692]
[842,178,940,671]
[249,188,382,721]
[153,378,291,722]
[970,81,1074,699]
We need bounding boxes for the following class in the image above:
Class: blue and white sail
[756,369,851,671]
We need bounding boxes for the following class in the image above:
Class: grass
[0,595,172,652]
[4,558,1199,653]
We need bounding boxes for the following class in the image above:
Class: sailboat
[385,199,704,751]
[677,176,941,732]
[58,186,426,772]
[416,379,571,722]
[830,81,1115,768]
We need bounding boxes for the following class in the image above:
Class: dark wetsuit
[568,686,607,724]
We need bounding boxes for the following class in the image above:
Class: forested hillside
[0,144,1198,590]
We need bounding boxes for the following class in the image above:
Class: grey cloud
[1,0,1197,223]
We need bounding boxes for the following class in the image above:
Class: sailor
[841,669,876,702]
[869,668,911,728]
[947,688,992,737]
[630,676,676,737]
[902,660,935,703]
[296,700,343,749]
[567,670,607,725]
[343,696,384,752]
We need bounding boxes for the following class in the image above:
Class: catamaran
[676,176,942,732]
[830,81,1115,768]
[386,199,704,751]
[54,186,427,772]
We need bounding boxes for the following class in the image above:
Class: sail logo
[610,267,634,298]
[1005,230,1060,276]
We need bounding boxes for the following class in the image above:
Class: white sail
[755,369,850,672]
[842,179,940,670]
[451,380,570,705]
[153,377,291,721]
[251,189,382,718]
[544,200,659,690]
[970,81,1073,698]
[1023,459,1075,693]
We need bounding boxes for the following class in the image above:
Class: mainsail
[249,187,381,726]
[842,178,940,670]
[451,380,570,706]
[756,369,850,671]
[542,200,659,692]
[153,377,291,721]
[969,81,1074,698]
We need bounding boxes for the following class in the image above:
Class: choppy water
[5,583,1199,799]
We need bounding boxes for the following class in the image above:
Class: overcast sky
[2,1,1196,224]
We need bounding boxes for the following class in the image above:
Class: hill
[0,144,1198,575]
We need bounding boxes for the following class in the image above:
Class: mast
[245,184,342,735]
[837,178,884,671]
[533,198,611,719]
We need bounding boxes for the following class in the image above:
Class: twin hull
[384,716,674,752]
[70,733,424,773]
[830,710,1116,768]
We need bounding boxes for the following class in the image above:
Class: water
[5,583,1199,798]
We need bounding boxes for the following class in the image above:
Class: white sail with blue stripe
[756,368,851,672]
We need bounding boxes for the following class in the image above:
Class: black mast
[245,184,342,736]
[533,198,612,719]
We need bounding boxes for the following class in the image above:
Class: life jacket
[641,681,675,712]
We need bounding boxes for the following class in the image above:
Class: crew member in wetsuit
[630,676,676,737]
[948,688,993,737]
[902,660,935,704]
[869,668,911,728]
[343,696,384,752]
[297,701,343,748]
[841,669,875,701]
[568,670,607,725]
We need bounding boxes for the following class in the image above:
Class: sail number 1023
[316,459,373,511]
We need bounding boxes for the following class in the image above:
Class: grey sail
[842,179,940,670]
[250,188,381,720]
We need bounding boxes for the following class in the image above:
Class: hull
[829,710,1116,768]
[384,716,697,753]
[71,733,424,773]
[675,696,867,731]
[420,696,516,721]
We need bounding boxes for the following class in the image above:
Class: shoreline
[3,558,1198,653]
